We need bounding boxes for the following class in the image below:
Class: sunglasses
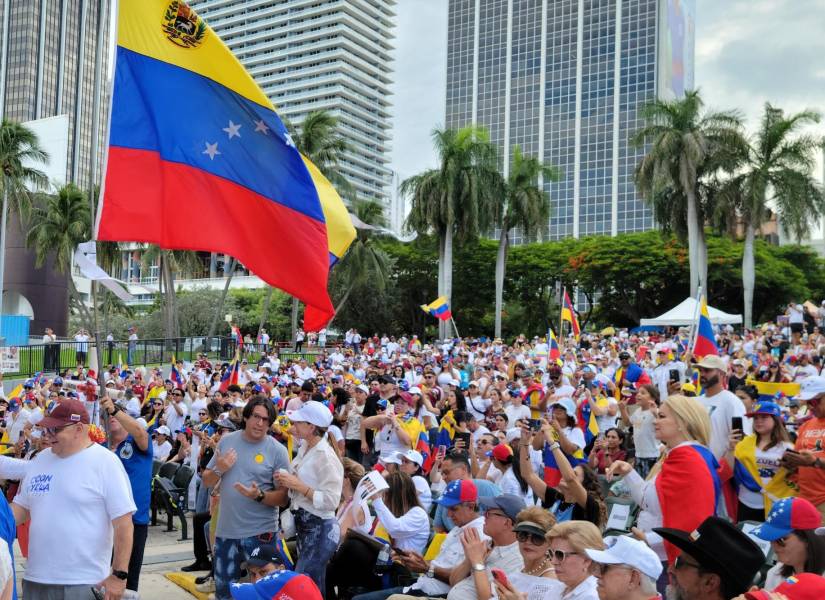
[43,423,76,437]
[550,549,580,563]
[590,563,633,577]
[198,411,207,416]
[673,555,702,570]
[516,531,547,546]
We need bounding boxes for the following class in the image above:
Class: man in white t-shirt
[696,355,747,460]
[164,388,189,434]
[12,398,136,599]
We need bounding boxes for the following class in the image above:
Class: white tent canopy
[640,297,743,326]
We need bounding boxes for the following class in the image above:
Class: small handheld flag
[170,356,183,387]
[548,328,561,361]
[420,296,452,321]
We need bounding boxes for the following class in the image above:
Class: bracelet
[304,486,313,498]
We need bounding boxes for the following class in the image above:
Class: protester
[103,394,153,595]
[371,472,430,553]
[619,383,660,478]
[430,450,501,533]
[584,535,663,600]
[781,376,825,520]
[751,497,825,588]
[546,520,604,600]
[202,396,290,600]
[606,394,720,573]
[275,400,343,593]
[654,515,765,600]
[587,428,627,475]
[13,398,136,600]
[230,570,323,600]
[727,400,795,521]
[446,494,526,600]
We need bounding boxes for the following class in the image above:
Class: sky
[389,0,825,185]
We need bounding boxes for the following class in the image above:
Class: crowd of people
[0,316,824,600]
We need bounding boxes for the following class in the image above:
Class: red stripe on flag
[99,147,333,317]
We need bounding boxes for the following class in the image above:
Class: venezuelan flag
[561,289,580,340]
[693,296,719,358]
[542,444,585,487]
[97,0,354,331]
[420,296,452,321]
[219,356,240,392]
[577,397,601,447]
[548,328,561,361]
[746,378,800,403]
[170,356,183,387]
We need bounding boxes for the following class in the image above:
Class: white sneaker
[196,577,216,593]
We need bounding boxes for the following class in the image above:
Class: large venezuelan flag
[693,296,719,358]
[96,1,354,331]
[421,296,453,321]
[561,289,580,340]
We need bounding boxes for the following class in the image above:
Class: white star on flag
[254,120,270,135]
[284,132,295,148]
[203,142,221,160]
[223,120,242,139]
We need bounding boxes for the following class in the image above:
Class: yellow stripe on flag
[118,0,273,110]
[303,157,355,260]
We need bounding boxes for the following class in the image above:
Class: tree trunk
[257,286,273,340]
[494,225,509,339]
[742,223,755,329]
[686,187,700,297]
[698,227,708,297]
[326,287,352,329]
[442,226,454,340]
[209,252,217,278]
[206,257,236,343]
[291,296,299,346]
[436,233,445,340]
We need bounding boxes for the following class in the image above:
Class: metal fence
[4,337,333,378]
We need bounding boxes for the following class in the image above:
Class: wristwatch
[472,563,485,572]
[112,570,128,581]
[426,564,435,578]
[110,405,120,416]
[255,489,266,503]
[212,467,223,478]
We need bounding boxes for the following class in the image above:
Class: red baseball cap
[39,398,90,428]
[490,444,514,463]
[745,574,825,600]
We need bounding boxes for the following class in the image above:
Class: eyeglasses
[247,414,269,423]
[673,555,702,571]
[516,531,547,546]
[43,423,76,437]
[198,411,207,416]
[478,439,492,445]
[550,549,580,563]
[590,563,634,577]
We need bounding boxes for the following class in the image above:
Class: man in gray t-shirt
[202,397,290,600]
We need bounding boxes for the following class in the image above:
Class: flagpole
[450,316,460,339]
[560,286,566,344]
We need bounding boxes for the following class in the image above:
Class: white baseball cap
[505,428,522,443]
[289,401,333,428]
[155,425,171,436]
[383,452,403,465]
[797,376,825,400]
[398,449,424,466]
[355,384,370,394]
[585,535,663,580]
[408,386,422,395]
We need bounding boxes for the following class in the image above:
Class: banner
[0,347,20,372]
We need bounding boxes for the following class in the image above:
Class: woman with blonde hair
[538,521,603,599]
[606,395,722,589]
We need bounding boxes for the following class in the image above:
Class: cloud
[389,0,448,182]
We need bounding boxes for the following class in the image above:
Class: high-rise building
[0,0,110,336]
[446,0,695,241]
[192,0,396,206]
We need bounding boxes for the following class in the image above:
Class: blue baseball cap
[434,479,478,507]
[745,401,782,418]
[53,377,63,386]
[752,498,823,541]
[230,571,321,600]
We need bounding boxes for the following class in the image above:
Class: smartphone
[491,568,509,587]
[391,546,407,555]
[91,588,105,600]
[731,416,743,432]
[528,418,542,432]
[454,431,471,449]
[669,369,679,382]
[437,444,447,458]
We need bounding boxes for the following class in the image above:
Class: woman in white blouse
[372,472,430,553]
[274,401,344,594]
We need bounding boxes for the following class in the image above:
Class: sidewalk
[14,516,199,598]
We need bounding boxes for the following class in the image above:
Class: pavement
[13,515,201,599]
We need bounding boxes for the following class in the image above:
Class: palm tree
[141,246,201,340]
[328,198,393,325]
[283,109,352,338]
[26,184,93,326]
[718,104,824,328]
[632,90,745,296]
[493,145,560,338]
[0,120,49,320]
[401,126,501,339]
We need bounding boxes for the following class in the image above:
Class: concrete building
[445,0,695,242]
[0,0,110,336]
[191,0,397,206]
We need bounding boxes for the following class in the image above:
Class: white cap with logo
[797,376,825,400]
[584,535,663,580]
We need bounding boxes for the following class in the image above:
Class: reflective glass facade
[447,0,690,241]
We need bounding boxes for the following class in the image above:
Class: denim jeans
[294,508,340,596]
[213,531,276,600]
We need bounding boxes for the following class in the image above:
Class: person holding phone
[782,376,825,520]
[695,355,748,460]
[725,401,794,522]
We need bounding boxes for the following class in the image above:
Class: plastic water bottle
[375,542,392,575]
